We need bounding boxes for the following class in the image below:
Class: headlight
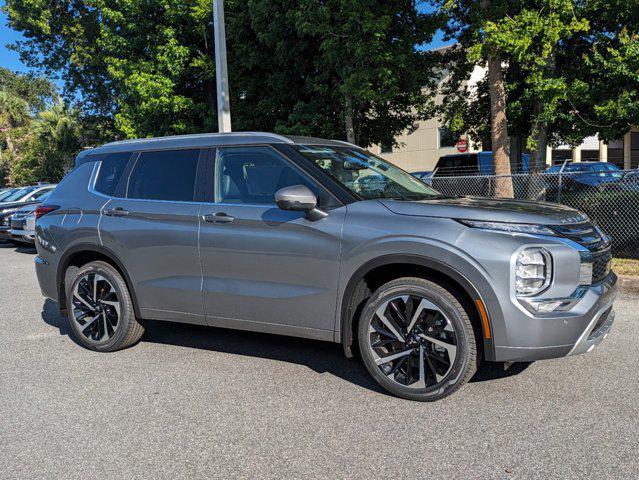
[515,248,552,297]
[457,219,557,236]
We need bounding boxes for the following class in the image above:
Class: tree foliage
[10,101,82,185]
[5,0,439,146]
[433,0,639,154]
[0,69,83,185]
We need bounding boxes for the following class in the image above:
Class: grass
[612,258,639,277]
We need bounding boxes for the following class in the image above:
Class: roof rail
[102,131,295,147]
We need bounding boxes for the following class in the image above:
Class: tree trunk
[344,95,356,145]
[533,123,548,171]
[487,53,513,197]
[481,0,513,197]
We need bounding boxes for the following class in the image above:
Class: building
[374,48,639,172]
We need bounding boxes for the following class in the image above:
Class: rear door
[99,148,206,324]
[198,145,345,339]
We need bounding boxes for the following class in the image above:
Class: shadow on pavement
[41,298,529,394]
[0,239,36,254]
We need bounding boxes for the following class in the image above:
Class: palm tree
[0,90,29,155]
[31,99,81,181]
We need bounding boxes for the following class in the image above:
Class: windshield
[0,188,19,202]
[295,146,443,200]
[2,186,38,202]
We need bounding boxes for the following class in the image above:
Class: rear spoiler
[74,148,97,167]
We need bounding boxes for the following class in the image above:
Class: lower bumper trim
[567,305,615,356]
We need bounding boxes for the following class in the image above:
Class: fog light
[516,248,552,297]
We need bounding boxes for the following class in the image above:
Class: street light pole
[213,0,232,133]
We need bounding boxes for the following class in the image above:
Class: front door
[199,146,345,340]
[99,148,205,324]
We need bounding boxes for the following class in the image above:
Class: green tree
[5,0,439,146]
[0,90,29,154]
[11,101,82,185]
[434,1,639,175]
[0,67,56,112]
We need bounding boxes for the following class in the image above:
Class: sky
[0,7,27,73]
[0,2,452,93]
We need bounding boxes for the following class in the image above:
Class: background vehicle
[432,151,535,177]
[9,198,49,245]
[0,185,56,243]
[0,184,56,204]
[545,162,623,193]
[602,170,639,192]
[0,187,23,203]
[35,133,616,402]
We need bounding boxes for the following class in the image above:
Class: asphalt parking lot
[0,242,638,479]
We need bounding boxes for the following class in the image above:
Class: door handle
[203,212,235,224]
[104,207,130,217]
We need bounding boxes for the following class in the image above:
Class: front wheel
[66,261,144,352]
[358,277,478,401]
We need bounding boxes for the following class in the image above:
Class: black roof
[76,132,357,165]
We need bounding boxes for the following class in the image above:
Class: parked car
[0,185,56,242]
[0,184,56,204]
[0,187,22,202]
[601,169,639,192]
[545,162,624,191]
[432,151,536,177]
[10,197,49,245]
[430,152,539,197]
[35,133,616,401]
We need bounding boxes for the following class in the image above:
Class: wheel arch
[56,243,142,319]
[339,254,498,361]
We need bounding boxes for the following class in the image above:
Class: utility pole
[213,0,232,133]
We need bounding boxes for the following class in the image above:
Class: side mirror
[275,185,328,221]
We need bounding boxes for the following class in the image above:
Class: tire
[357,277,478,401]
[66,260,144,352]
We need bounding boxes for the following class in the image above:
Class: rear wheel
[357,277,478,401]
[66,261,144,351]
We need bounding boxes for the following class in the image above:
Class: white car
[10,204,40,245]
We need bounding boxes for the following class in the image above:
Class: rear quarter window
[94,152,132,196]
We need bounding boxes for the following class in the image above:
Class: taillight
[35,205,60,220]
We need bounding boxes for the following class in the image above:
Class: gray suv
[34,133,617,401]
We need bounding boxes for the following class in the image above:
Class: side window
[127,149,199,202]
[215,146,317,205]
[95,152,132,196]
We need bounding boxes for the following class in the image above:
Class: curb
[617,275,639,294]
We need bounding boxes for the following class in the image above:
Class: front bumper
[493,273,617,362]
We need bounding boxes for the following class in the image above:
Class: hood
[379,196,585,225]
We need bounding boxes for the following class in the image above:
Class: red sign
[456,138,468,153]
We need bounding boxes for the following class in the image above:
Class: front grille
[551,221,612,284]
[592,250,612,284]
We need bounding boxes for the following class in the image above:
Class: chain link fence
[428,169,639,259]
